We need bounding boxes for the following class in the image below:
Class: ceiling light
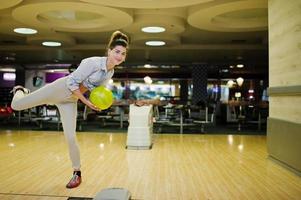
[237,64,244,68]
[42,41,61,47]
[45,69,68,73]
[144,76,152,84]
[235,92,241,98]
[45,64,70,67]
[144,64,151,68]
[236,77,244,87]
[227,80,234,88]
[145,41,165,46]
[0,68,16,72]
[14,28,37,34]
[142,26,166,33]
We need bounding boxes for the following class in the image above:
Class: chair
[31,105,61,130]
[193,103,216,133]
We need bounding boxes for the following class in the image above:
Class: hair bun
[107,30,130,50]
[112,31,129,43]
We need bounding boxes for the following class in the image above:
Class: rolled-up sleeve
[66,58,96,91]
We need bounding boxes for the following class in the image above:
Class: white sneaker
[10,85,30,95]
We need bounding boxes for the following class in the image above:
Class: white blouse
[66,56,114,91]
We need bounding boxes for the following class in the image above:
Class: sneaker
[66,174,82,189]
[10,85,30,95]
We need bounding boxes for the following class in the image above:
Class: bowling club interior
[0,1,270,135]
[0,1,300,198]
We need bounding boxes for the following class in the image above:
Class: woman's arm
[135,98,160,106]
[72,89,100,111]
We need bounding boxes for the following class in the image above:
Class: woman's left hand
[135,100,148,107]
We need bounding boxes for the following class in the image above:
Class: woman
[10,31,129,189]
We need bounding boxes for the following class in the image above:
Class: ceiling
[0,0,268,78]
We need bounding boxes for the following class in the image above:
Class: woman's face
[108,45,127,66]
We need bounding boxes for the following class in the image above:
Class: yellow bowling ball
[89,86,114,110]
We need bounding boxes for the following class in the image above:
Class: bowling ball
[89,86,114,110]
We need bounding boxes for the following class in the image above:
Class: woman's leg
[11,77,72,111]
[57,102,80,169]
[56,102,82,188]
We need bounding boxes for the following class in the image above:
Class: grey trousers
[11,77,81,170]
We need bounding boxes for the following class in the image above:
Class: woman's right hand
[86,100,101,112]
[71,89,101,112]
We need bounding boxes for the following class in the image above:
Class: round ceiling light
[144,76,152,84]
[141,26,166,33]
[145,41,165,46]
[14,28,37,34]
[42,41,61,47]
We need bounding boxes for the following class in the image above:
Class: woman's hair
[107,31,129,50]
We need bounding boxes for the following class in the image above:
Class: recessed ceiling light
[42,41,61,47]
[144,76,152,84]
[0,68,16,72]
[227,80,235,88]
[237,64,244,68]
[142,26,166,33]
[14,28,37,34]
[145,41,165,46]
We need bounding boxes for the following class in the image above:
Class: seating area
[153,103,217,134]
[0,98,267,135]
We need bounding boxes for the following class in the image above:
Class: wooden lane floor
[0,130,300,200]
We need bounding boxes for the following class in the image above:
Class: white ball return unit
[126,104,153,150]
